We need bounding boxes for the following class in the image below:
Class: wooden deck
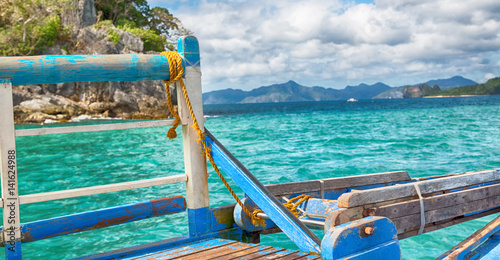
[130,238,320,259]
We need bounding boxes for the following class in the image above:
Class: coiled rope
[161,51,310,226]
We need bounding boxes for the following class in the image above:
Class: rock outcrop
[14,0,175,123]
[402,84,441,98]
[62,0,97,32]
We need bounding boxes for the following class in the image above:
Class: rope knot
[167,128,178,139]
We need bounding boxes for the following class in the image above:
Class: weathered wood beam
[367,183,500,219]
[16,196,186,243]
[437,215,500,260]
[326,182,500,229]
[0,80,22,257]
[337,169,500,208]
[0,54,175,85]
[15,119,178,137]
[265,171,411,197]
[392,196,500,234]
[18,174,187,205]
[398,207,500,239]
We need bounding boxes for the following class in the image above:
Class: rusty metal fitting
[364,226,374,235]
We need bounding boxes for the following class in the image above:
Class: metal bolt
[364,226,374,235]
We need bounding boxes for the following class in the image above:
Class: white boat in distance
[347,98,358,102]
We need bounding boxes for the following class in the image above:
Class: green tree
[149,7,180,36]
[94,0,187,51]
[0,0,71,56]
[94,0,149,26]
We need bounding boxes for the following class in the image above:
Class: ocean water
[4,96,500,259]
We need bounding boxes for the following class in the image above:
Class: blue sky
[148,0,500,92]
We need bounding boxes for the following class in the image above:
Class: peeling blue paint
[0,196,186,244]
[188,207,211,236]
[0,55,174,85]
[321,216,401,260]
[204,129,321,254]
[177,36,200,67]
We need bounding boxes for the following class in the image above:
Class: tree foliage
[149,7,180,36]
[0,0,72,56]
[94,0,189,52]
[433,77,500,96]
[0,0,188,55]
[94,0,149,26]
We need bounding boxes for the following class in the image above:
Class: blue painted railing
[0,55,174,85]
[19,196,186,243]
[0,36,196,259]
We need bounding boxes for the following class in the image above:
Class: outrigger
[1,36,500,259]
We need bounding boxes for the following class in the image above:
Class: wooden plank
[399,207,500,239]
[200,243,261,260]
[0,54,172,85]
[367,183,500,219]
[325,197,412,228]
[265,171,410,196]
[293,256,321,260]
[20,196,186,243]
[169,241,240,259]
[214,245,273,260]
[392,196,500,234]
[235,246,286,259]
[15,120,177,137]
[256,249,302,259]
[413,172,465,181]
[0,80,22,258]
[269,251,318,260]
[337,169,500,208]
[130,239,233,259]
[437,215,500,260]
[18,174,187,205]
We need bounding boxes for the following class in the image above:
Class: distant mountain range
[374,76,478,99]
[202,76,478,104]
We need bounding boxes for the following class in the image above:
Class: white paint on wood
[18,174,187,205]
[0,81,22,244]
[338,169,500,208]
[15,119,178,137]
[180,66,209,210]
[266,171,411,196]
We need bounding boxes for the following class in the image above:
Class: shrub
[119,24,167,52]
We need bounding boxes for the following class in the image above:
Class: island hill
[202,76,500,105]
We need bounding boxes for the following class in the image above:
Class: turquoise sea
[5,96,500,259]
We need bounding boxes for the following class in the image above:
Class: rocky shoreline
[423,95,485,98]
[12,0,177,124]
[13,81,176,124]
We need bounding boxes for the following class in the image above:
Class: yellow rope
[161,51,310,226]
[252,195,311,220]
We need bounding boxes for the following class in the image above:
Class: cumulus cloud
[162,0,500,91]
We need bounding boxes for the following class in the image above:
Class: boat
[347,98,358,102]
[1,36,500,259]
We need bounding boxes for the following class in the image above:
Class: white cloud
[160,0,500,91]
[484,73,495,81]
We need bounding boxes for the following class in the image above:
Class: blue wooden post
[204,129,321,254]
[321,216,401,259]
[176,36,211,236]
[0,79,22,259]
